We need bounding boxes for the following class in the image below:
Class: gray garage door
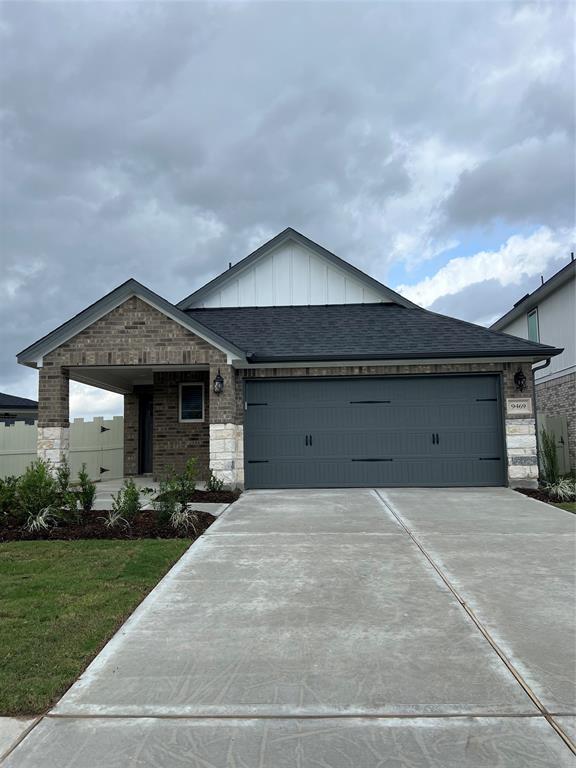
[244,375,505,488]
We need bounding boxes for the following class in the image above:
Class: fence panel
[0,417,124,480]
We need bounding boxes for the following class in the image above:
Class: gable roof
[491,258,576,331]
[186,303,563,363]
[177,227,418,309]
[17,279,246,367]
[0,392,38,410]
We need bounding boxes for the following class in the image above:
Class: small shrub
[77,464,97,513]
[25,507,58,533]
[540,429,559,485]
[178,458,198,501]
[111,479,141,522]
[55,460,71,496]
[18,460,58,522]
[169,507,201,536]
[99,508,130,530]
[543,478,576,502]
[153,478,179,523]
[206,471,224,493]
[0,476,20,518]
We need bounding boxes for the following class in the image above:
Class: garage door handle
[309,434,313,446]
[436,433,440,444]
[305,435,309,446]
[432,433,436,444]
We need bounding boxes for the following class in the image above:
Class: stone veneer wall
[237,361,538,488]
[536,372,576,472]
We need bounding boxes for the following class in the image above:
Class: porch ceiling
[68,365,210,395]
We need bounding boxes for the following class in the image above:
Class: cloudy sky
[1,1,574,418]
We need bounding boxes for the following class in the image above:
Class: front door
[138,391,154,475]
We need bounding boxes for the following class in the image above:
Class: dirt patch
[0,510,216,542]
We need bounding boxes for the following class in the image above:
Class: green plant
[0,476,20,518]
[206,470,224,493]
[169,507,201,536]
[177,458,198,500]
[25,507,58,533]
[99,508,130,530]
[110,479,141,523]
[153,478,179,523]
[17,460,59,523]
[77,464,97,513]
[543,477,576,502]
[55,459,71,495]
[540,428,560,485]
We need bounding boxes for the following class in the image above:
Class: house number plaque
[506,398,532,415]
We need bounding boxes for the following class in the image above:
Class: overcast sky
[1,1,574,418]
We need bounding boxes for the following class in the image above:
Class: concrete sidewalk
[3,488,574,766]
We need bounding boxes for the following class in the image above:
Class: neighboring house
[491,258,576,473]
[0,392,38,425]
[17,228,562,489]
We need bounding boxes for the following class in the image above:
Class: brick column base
[209,423,244,488]
[37,426,70,470]
[506,418,538,488]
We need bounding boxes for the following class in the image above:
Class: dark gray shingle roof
[0,392,38,409]
[187,303,562,362]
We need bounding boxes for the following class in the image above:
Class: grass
[0,539,189,716]
[552,501,576,514]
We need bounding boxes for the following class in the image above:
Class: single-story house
[17,228,563,489]
[0,392,38,425]
[491,257,575,473]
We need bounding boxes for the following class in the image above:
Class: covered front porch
[37,362,244,487]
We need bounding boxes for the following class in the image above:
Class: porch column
[209,364,244,488]
[37,363,70,469]
[504,364,538,488]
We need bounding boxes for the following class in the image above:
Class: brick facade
[153,371,210,478]
[536,372,576,472]
[35,294,539,487]
[38,296,229,479]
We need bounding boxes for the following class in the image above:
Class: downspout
[531,358,551,481]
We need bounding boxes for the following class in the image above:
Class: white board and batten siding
[192,241,386,308]
[0,417,124,480]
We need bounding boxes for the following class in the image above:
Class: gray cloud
[444,134,575,228]
[0,1,573,402]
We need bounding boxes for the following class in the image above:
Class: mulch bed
[169,489,241,504]
[514,487,558,505]
[0,510,216,542]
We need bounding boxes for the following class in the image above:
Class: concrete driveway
[3,488,575,766]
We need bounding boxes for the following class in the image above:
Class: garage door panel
[244,376,505,488]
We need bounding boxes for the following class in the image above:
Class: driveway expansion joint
[374,489,576,757]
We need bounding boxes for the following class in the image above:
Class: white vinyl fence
[0,417,124,480]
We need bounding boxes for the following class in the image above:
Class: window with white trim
[179,383,204,422]
[527,308,539,342]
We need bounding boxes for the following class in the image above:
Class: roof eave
[246,348,563,364]
[16,279,245,366]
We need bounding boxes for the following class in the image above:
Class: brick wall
[153,371,210,479]
[38,364,70,428]
[123,392,139,475]
[536,372,576,471]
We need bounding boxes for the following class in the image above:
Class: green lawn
[0,539,189,716]
[553,501,576,513]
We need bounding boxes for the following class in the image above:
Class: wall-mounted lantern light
[514,367,527,392]
[213,369,224,395]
